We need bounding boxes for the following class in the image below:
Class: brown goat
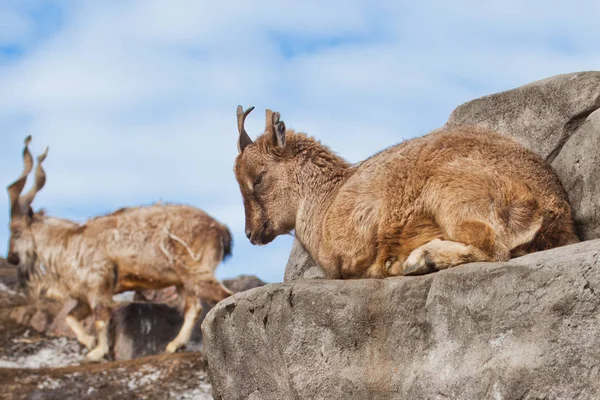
[234,106,579,279]
[7,137,233,362]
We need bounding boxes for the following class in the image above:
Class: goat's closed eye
[254,173,264,186]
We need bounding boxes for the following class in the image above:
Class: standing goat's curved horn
[237,105,255,153]
[19,146,49,214]
[7,136,34,219]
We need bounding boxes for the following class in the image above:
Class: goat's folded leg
[369,214,445,277]
[402,219,508,275]
[166,295,202,354]
[65,300,96,350]
[84,304,111,363]
[402,238,491,276]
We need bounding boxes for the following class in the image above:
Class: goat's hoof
[81,335,97,350]
[83,348,106,364]
[403,254,437,276]
[165,341,181,354]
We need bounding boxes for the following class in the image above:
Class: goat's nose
[245,229,252,239]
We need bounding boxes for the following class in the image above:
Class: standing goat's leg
[84,303,112,363]
[166,294,202,354]
[65,300,96,350]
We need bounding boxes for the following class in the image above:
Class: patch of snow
[113,291,135,302]
[0,337,82,368]
[37,378,62,390]
[126,369,162,390]
[0,282,21,296]
[169,387,213,400]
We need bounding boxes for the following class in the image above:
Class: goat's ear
[273,118,286,149]
[266,110,286,149]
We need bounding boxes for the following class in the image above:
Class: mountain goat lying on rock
[7,137,233,362]
[234,106,579,279]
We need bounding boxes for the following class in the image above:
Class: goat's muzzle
[249,221,276,246]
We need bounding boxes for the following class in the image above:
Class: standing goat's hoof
[165,341,183,354]
[402,252,437,276]
[80,335,97,351]
[83,346,108,364]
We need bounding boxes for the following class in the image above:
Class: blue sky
[1,0,599,282]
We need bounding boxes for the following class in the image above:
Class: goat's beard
[16,251,37,292]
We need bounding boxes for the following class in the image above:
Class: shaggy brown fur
[7,137,233,362]
[234,106,579,279]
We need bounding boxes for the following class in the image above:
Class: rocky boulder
[203,240,600,400]
[204,71,600,399]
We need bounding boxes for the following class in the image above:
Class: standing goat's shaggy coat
[7,137,232,362]
[234,106,579,279]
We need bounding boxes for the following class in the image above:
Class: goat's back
[82,204,230,270]
[323,126,575,263]
[343,126,569,210]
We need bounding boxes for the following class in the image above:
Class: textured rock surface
[551,108,600,240]
[204,240,600,400]
[284,71,600,279]
[284,238,325,282]
[446,71,600,161]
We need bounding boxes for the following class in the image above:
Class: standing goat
[7,136,233,362]
[234,106,579,279]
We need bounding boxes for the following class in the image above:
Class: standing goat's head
[6,136,48,286]
[234,106,298,245]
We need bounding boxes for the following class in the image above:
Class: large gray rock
[203,240,600,400]
[446,71,600,162]
[447,71,600,240]
[284,71,600,278]
[552,108,600,240]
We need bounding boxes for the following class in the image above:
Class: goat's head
[234,106,298,245]
[6,136,48,286]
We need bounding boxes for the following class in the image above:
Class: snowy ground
[0,268,214,399]
[0,331,83,369]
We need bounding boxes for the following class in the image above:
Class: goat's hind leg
[166,294,202,354]
[65,300,96,350]
[403,220,503,276]
[84,303,112,363]
[371,214,444,277]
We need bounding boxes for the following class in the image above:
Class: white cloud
[1,0,599,282]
